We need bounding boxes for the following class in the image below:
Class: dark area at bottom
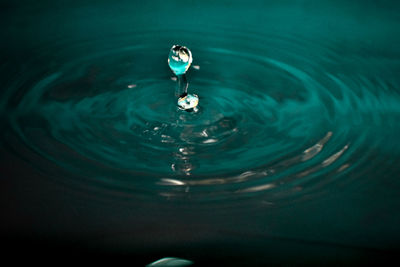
[2,235,398,266]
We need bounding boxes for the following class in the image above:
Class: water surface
[1,0,400,264]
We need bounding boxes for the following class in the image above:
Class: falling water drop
[168,45,193,76]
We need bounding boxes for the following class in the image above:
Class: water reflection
[158,131,351,199]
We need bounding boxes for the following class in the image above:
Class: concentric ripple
[2,28,400,204]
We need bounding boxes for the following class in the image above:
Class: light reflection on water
[3,28,400,205]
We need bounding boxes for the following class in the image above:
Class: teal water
[1,0,400,265]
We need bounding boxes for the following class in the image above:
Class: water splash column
[168,45,199,112]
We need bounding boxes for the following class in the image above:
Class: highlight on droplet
[177,93,199,112]
[168,45,193,76]
[146,257,193,267]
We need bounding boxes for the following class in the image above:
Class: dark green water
[1,0,400,265]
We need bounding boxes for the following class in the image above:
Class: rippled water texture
[3,28,400,202]
[1,0,400,263]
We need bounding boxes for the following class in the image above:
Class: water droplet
[146,257,193,267]
[168,45,193,76]
[177,93,199,112]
